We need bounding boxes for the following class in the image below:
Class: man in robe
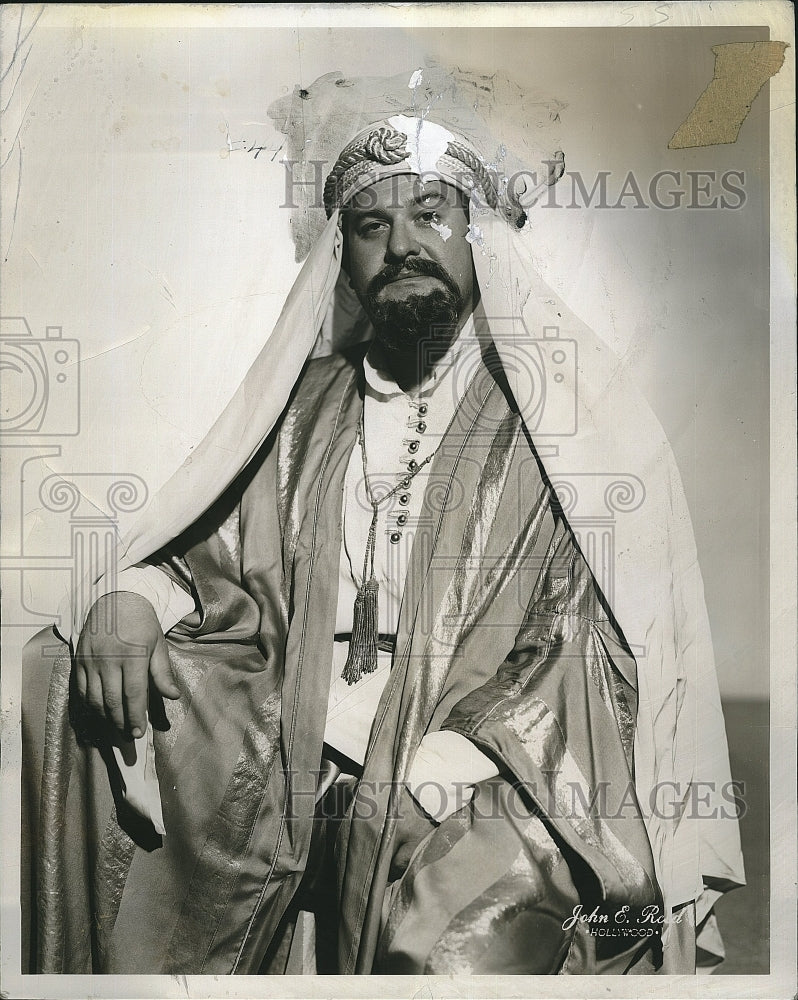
[22,71,744,976]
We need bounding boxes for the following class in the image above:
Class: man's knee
[23,625,67,667]
[22,626,71,741]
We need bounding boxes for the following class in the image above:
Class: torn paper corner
[669,41,788,149]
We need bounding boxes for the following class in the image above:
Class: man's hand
[74,592,180,739]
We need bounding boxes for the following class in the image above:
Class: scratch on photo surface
[143,266,178,310]
[0,4,43,87]
[78,325,153,364]
[2,70,41,163]
[25,246,44,275]
[3,142,22,261]
[2,7,44,260]
[172,972,189,996]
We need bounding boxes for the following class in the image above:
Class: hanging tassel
[341,505,380,685]
[341,574,379,684]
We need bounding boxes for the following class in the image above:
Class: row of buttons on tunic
[389,401,429,544]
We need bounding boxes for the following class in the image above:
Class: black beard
[360,258,465,363]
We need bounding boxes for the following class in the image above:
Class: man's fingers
[99,663,126,732]
[121,659,150,738]
[149,635,180,700]
[74,662,88,700]
[84,666,105,715]
[72,598,176,737]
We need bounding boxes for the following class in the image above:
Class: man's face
[343,175,476,356]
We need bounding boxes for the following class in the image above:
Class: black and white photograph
[0,3,795,997]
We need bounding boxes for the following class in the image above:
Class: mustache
[367,257,461,300]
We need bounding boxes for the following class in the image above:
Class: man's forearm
[63,564,196,648]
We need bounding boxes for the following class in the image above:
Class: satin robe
[23,346,662,974]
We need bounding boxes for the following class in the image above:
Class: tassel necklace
[340,406,436,685]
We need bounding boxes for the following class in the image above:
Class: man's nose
[385,218,421,265]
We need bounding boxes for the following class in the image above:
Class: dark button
[390,531,401,544]
[417,421,427,433]
[400,477,411,488]
[418,404,428,416]
[396,513,407,526]
[407,459,418,472]
[408,440,420,454]
[399,494,410,505]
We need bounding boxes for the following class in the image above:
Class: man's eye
[358,221,385,236]
[419,211,440,225]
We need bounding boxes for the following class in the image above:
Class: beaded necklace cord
[341,367,479,684]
